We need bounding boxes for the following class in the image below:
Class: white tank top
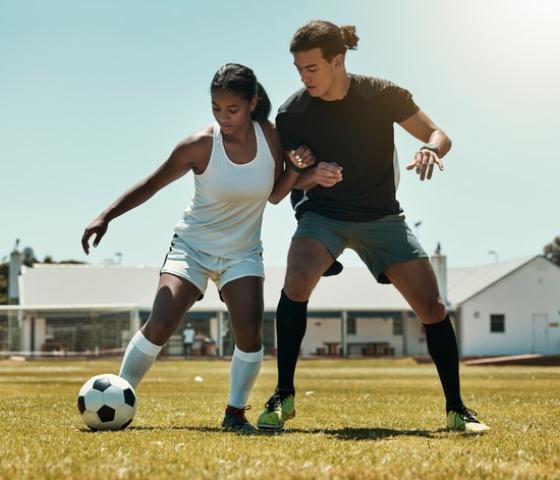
[174,121,276,258]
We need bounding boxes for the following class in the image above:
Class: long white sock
[228,346,263,408]
[119,330,162,389]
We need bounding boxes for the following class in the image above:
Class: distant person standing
[182,324,195,358]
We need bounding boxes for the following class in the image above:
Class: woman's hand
[81,216,109,254]
[288,145,316,170]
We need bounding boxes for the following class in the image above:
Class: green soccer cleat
[257,392,296,431]
[447,405,490,433]
[221,405,256,433]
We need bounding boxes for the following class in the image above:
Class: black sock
[424,315,463,412]
[275,290,308,398]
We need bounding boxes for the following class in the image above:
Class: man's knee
[419,298,447,324]
[284,266,319,301]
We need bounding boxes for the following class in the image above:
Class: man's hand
[294,161,343,191]
[313,162,343,187]
[406,149,444,181]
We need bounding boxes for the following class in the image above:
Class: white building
[451,256,560,355]
[2,254,559,357]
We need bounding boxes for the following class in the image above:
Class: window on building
[490,314,505,333]
[393,317,403,336]
[347,316,356,335]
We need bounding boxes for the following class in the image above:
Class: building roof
[13,255,544,312]
[447,255,537,304]
[16,263,409,311]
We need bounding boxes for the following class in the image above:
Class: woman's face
[211,89,256,134]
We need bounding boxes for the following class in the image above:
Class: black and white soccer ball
[77,374,136,431]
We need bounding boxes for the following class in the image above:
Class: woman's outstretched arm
[81,128,212,254]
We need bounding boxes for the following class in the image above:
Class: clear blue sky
[1,0,558,268]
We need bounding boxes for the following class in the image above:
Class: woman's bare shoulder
[176,124,214,153]
[259,120,282,149]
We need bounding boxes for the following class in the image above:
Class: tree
[0,263,8,305]
[22,247,38,267]
[543,236,560,266]
[41,255,86,265]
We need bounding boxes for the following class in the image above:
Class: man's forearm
[428,129,452,158]
[294,168,318,190]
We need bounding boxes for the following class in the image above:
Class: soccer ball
[77,374,136,431]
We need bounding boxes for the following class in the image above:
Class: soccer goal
[0,305,141,358]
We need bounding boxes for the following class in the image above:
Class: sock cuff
[131,330,162,357]
[233,346,264,363]
[423,315,451,330]
[281,289,309,306]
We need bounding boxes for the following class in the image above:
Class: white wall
[301,317,341,356]
[347,316,404,356]
[301,315,423,356]
[403,316,429,356]
[21,316,46,352]
[461,257,560,356]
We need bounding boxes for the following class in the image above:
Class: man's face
[293,48,339,98]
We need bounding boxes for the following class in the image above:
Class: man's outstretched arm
[399,110,452,181]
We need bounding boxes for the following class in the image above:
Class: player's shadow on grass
[284,427,443,440]
[112,426,444,440]
[77,426,224,433]
[127,425,224,433]
[128,425,446,441]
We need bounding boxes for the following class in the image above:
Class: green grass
[1,358,559,479]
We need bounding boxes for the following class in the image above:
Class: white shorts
[160,234,265,299]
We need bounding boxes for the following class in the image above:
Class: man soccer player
[257,20,489,433]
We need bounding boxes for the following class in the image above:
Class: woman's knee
[234,329,262,352]
[142,315,181,345]
[144,275,199,344]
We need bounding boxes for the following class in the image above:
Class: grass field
[1,358,560,480]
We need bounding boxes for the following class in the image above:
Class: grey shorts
[160,234,265,299]
[292,212,428,284]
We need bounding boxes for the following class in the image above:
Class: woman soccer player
[81,63,314,432]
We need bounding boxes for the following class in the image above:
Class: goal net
[0,305,141,358]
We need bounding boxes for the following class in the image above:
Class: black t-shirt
[276,74,419,221]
